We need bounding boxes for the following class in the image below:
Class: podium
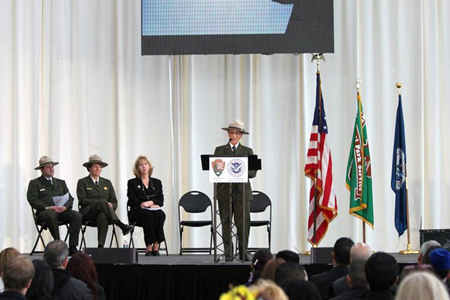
[201,154,261,262]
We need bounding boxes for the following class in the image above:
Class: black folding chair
[128,205,169,256]
[30,207,69,255]
[79,204,119,250]
[248,191,272,252]
[178,191,213,255]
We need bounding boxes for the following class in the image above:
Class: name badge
[39,188,45,191]
[87,187,92,190]
[104,187,108,190]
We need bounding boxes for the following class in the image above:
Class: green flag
[346,93,374,228]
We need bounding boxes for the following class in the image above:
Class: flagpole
[304,54,325,255]
[397,82,419,255]
[355,79,367,243]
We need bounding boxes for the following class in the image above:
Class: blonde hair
[0,247,20,275]
[249,279,288,300]
[132,155,154,177]
[396,271,449,300]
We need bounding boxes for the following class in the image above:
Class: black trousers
[128,209,165,245]
[82,201,119,246]
[37,209,81,247]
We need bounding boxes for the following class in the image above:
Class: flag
[305,73,338,246]
[391,95,407,236]
[346,93,374,228]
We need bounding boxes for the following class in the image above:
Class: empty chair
[178,191,213,255]
[248,191,272,252]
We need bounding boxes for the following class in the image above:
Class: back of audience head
[251,249,273,282]
[44,240,69,269]
[0,247,20,276]
[261,259,281,281]
[348,259,368,288]
[275,262,307,285]
[350,242,371,262]
[365,252,398,291]
[418,240,441,265]
[396,271,449,300]
[249,279,288,300]
[26,260,54,300]
[2,255,35,294]
[429,248,450,281]
[422,245,442,265]
[333,237,354,266]
[66,253,99,300]
[276,250,300,264]
[279,278,321,300]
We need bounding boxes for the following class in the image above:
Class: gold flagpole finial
[396,82,402,95]
[311,53,325,73]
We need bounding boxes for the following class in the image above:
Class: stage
[30,252,419,300]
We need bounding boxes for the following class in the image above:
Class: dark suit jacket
[310,266,349,299]
[52,269,92,300]
[213,143,257,202]
[330,285,368,300]
[0,291,26,300]
[329,275,350,298]
[127,177,164,210]
[27,176,74,211]
[76,176,117,216]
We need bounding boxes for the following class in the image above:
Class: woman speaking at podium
[214,119,257,261]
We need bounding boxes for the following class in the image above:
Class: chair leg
[179,226,183,255]
[209,226,213,255]
[129,223,136,248]
[164,240,169,256]
[63,225,70,243]
[30,228,45,255]
[110,225,119,248]
[79,225,87,251]
[268,225,271,252]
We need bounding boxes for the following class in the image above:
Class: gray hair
[43,240,69,268]
[396,271,449,300]
[420,240,441,256]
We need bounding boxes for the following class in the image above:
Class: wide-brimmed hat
[83,154,108,168]
[35,156,59,170]
[221,119,249,135]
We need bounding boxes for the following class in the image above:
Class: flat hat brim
[221,127,249,134]
[34,162,59,170]
[83,161,108,168]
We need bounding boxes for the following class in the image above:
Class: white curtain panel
[0,0,449,253]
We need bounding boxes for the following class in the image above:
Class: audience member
[66,253,106,300]
[247,249,273,286]
[310,237,354,298]
[418,240,441,266]
[26,260,54,300]
[276,250,300,264]
[43,240,93,300]
[0,248,20,292]
[395,271,449,300]
[330,259,368,300]
[261,259,282,281]
[429,248,450,283]
[0,256,34,300]
[422,245,442,265]
[249,279,288,300]
[363,252,398,300]
[275,262,308,285]
[329,242,372,297]
[279,278,321,300]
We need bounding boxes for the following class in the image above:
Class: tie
[232,146,236,154]
[95,180,99,187]
[49,179,53,186]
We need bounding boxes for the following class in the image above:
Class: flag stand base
[302,251,311,255]
[399,243,419,255]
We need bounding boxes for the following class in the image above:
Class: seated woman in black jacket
[127,156,165,256]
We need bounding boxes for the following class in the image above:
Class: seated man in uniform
[27,156,81,256]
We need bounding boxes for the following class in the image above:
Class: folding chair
[248,191,272,252]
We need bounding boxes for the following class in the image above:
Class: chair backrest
[179,191,211,213]
[250,191,271,213]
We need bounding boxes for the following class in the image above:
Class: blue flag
[391,95,407,236]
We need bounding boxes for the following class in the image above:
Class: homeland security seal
[228,159,246,177]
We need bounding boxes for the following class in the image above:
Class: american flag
[304,73,338,245]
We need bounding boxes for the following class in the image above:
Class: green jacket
[214,143,257,202]
[27,176,74,211]
[76,176,117,215]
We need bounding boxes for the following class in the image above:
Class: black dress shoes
[152,250,160,256]
[122,224,134,236]
[145,250,152,256]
